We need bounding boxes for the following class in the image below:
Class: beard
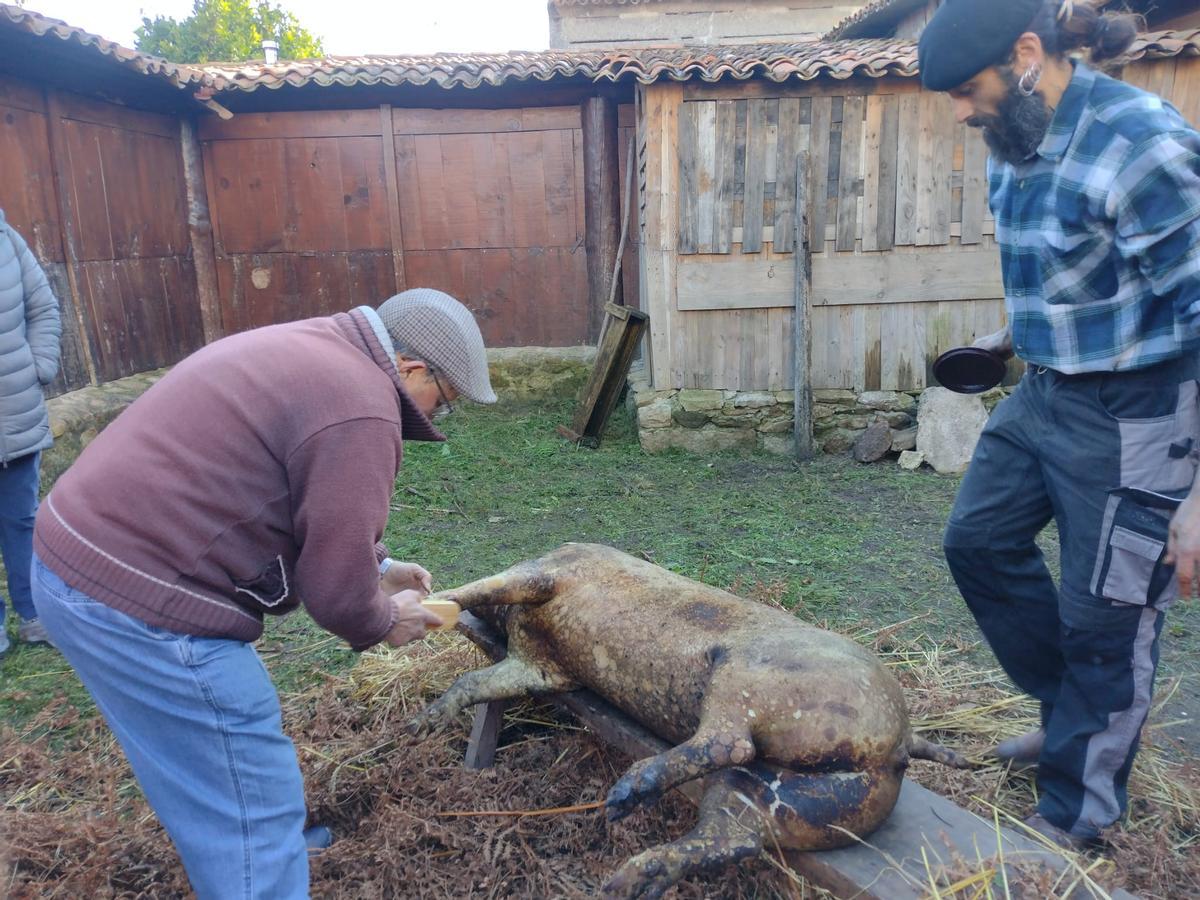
[967,68,1054,166]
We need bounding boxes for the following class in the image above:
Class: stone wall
[627,362,1010,465]
[628,364,919,457]
[487,346,596,403]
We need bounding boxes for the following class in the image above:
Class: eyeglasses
[428,367,455,417]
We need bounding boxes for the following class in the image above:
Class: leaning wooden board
[454,612,1138,900]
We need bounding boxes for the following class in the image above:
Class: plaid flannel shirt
[990,62,1200,373]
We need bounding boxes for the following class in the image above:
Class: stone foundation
[487,346,596,402]
[627,362,1008,460]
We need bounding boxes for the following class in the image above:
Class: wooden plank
[379,105,407,293]
[677,102,700,254]
[180,117,222,344]
[712,100,737,254]
[582,96,623,341]
[694,102,717,253]
[960,126,988,245]
[861,96,884,253]
[772,97,801,253]
[742,99,768,254]
[465,700,509,770]
[572,303,649,444]
[0,100,63,264]
[0,74,46,114]
[875,95,900,252]
[808,97,833,255]
[643,83,683,389]
[894,94,921,246]
[794,152,814,460]
[921,92,954,246]
[52,91,176,139]
[676,249,1004,310]
[684,76,922,103]
[42,89,98,386]
[200,109,382,141]
[836,96,865,252]
[390,106,580,136]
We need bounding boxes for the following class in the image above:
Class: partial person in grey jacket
[0,208,62,658]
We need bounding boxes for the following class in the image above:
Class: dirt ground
[2,399,1196,897]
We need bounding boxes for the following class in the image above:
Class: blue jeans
[31,553,309,899]
[0,451,40,625]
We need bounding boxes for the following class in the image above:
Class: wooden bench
[455,611,1136,900]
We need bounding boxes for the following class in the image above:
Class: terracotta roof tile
[0,2,205,87]
[3,3,1197,98]
[198,40,922,92]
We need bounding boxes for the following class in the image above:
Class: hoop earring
[1018,63,1043,97]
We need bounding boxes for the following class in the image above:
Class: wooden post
[464,699,509,769]
[794,152,815,461]
[43,88,99,387]
[180,117,223,345]
[379,104,407,294]
[581,94,623,342]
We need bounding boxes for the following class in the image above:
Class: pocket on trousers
[1092,494,1173,608]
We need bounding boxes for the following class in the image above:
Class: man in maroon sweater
[31,288,496,899]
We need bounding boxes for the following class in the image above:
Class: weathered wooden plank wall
[658,77,1001,392]
[647,55,1198,393]
[0,74,205,393]
[201,104,638,348]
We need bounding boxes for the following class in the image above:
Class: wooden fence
[0,74,205,393]
[640,55,1200,394]
[199,105,637,349]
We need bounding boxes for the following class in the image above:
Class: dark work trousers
[943,355,1199,839]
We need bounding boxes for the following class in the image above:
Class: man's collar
[355,305,395,356]
[1037,61,1095,163]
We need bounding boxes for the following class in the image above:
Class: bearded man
[919,0,1200,848]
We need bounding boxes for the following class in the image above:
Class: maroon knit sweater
[34,310,444,651]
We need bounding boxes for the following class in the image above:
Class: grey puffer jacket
[0,209,61,464]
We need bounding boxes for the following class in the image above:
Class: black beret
[918,0,1043,91]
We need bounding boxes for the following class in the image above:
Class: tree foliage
[135,0,324,64]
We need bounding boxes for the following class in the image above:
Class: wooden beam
[42,88,99,387]
[675,249,1004,311]
[179,117,223,345]
[582,95,623,341]
[465,699,508,770]
[379,104,407,294]
[794,152,814,461]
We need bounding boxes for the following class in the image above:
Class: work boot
[1023,813,1091,852]
[17,618,54,647]
[992,728,1044,765]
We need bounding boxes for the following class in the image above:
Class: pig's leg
[602,771,765,900]
[605,677,755,821]
[407,656,578,736]
[427,561,558,611]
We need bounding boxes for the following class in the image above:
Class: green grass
[3,397,1198,745]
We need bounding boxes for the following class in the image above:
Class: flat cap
[377,288,497,404]
[918,0,1043,91]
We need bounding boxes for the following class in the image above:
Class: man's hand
[973,326,1014,360]
[381,561,432,596]
[1166,491,1200,601]
[383,589,445,647]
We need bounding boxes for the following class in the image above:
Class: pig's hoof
[605,773,662,822]
[601,855,670,900]
[405,708,446,738]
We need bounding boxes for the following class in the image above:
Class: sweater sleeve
[286,418,401,650]
[12,227,61,386]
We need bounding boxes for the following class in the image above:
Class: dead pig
[409,543,967,898]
